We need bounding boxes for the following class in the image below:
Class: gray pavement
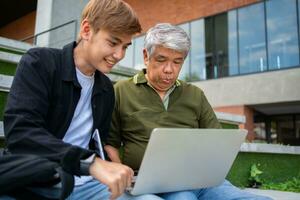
[244,188,300,200]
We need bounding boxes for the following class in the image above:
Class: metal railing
[21,20,78,48]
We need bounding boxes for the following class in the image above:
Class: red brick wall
[125,0,260,33]
[214,105,255,141]
[0,11,36,43]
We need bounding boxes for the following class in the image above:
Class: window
[228,10,239,75]
[190,19,206,81]
[118,0,300,81]
[118,43,133,68]
[204,13,230,79]
[205,17,215,79]
[266,0,299,69]
[238,3,267,74]
[178,23,191,81]
[133,36,144,70]
[214,13,229,78]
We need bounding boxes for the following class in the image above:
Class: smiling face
[144,46,186,93]
[75,19,133,75]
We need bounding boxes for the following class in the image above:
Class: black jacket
[4,42,115,175]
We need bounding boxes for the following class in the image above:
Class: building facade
[122,0,300,145]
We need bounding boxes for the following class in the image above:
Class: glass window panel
[266,0,299,69]
[228,10,239,75]
[299,0,300,48]
[204,13,231,79]
[204,17,215,79]
[214,13,229,78]
[190,19,206,81]
[133,36,145,70]
[178,23,191,81]
[118,43,133,68]
[238,3,267,74]
[296,115,300,142]
[274,115,296,145]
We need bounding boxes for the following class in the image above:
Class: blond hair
[78,0,141,41]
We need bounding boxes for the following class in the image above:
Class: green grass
[0,61,17,75]
[0,92,8,120]
[227,152,300,189]
[0,139,6,148]
[221,122,238,129]
[261,176,300,192]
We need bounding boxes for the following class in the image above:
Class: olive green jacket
[106,70,221,170]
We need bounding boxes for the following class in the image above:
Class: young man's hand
[89,157,133,199]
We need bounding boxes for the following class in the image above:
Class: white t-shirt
[62,67,94,186]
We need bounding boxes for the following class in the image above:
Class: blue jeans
[0,180,273,200]
[28,179,111,200]
[0,179,177,200]
[120,180,273,200]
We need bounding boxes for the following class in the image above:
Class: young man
[105,23,273,200]
[3,0,141,199]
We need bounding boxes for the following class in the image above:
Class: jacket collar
[61,42,80,88]
[133,68,181,87]
[61,42,109,93]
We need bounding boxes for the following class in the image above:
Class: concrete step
[0,51,21,64]
[0,36,32,53]
[0,74,13,92]
[0,121,3,138]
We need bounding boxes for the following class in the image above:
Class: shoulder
[178,80,204,95]
[113,77,138,100]
[114,78,134,90]
[20,47,62,72]
[24,47,61,61]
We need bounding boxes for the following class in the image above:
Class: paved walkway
[244,188,300,200]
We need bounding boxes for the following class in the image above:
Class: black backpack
[0,149,74,200]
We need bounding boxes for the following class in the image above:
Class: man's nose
[113,47,125,60]
[163,62,174,73]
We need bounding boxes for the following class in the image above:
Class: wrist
[80,153,96,175]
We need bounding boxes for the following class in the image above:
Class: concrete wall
[193,68,300,107]
[34,0,53,46]
[35,0,88,48]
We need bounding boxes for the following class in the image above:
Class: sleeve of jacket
[105,82,122,149]
[98,74,115,143]
[4,49,93,176]
[198,89,222,129]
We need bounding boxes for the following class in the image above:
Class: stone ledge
[0,51,21,64]
[240,142,300,155]
[0,36,33,53]
[0,74,13,92]
[216,112,246,124]
[0,121,3,138]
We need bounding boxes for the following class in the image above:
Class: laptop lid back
[131,128,247,195]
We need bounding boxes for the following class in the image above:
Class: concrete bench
[0,121,4,138]
[0,74,13,92]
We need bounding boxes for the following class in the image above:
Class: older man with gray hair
[105,23,272,200]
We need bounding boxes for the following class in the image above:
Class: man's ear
[80,19,92,41]
[143,49,149,66]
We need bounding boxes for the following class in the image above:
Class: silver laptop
[127,128,247,195]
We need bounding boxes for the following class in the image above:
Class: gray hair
[144,23,191,58]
